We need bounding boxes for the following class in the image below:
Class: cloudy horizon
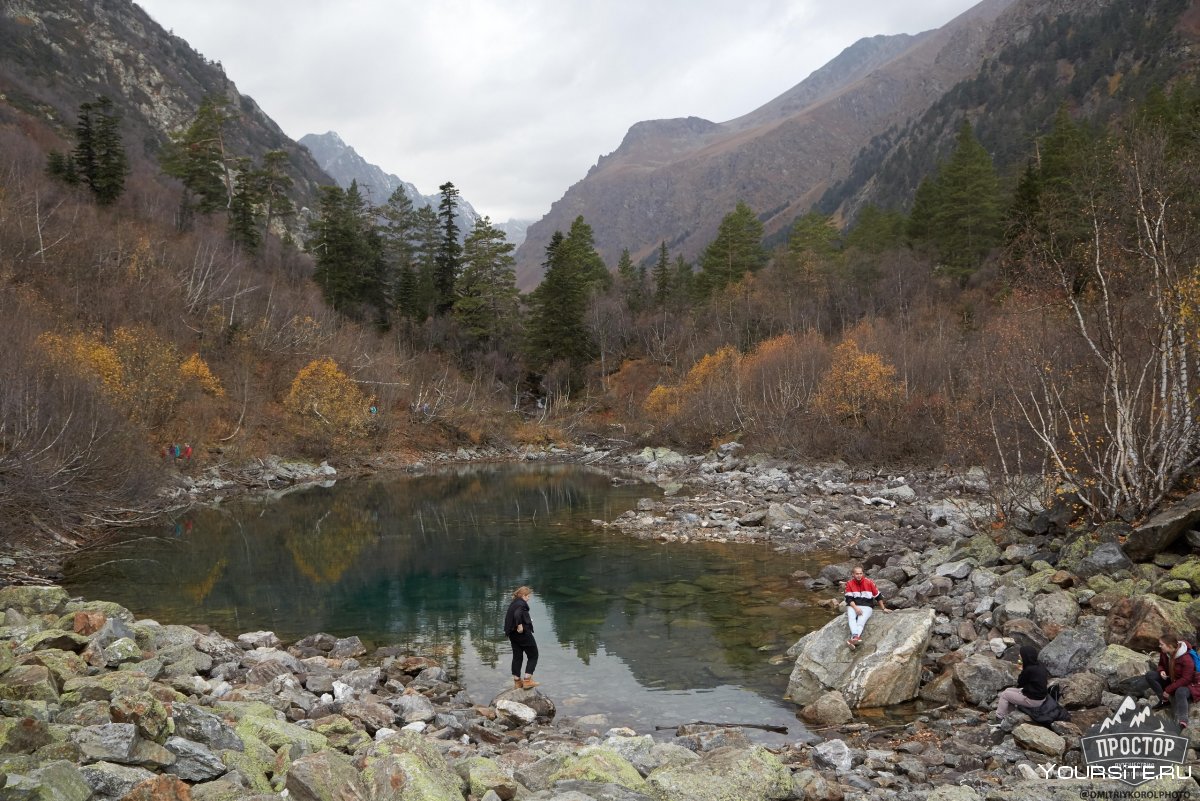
[135,0,982,223]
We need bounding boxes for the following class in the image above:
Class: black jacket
[504,598,534,639]
[1017,645,1049,701]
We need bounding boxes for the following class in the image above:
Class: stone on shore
[644,746,793,801]
[1122,490,1200,561]
[786,609,934,707]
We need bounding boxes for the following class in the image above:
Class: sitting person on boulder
[1144,633,1200,730]
[996,645,1050,719]
[843,565,887,649]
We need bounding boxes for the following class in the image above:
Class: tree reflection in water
[65,464,836,731]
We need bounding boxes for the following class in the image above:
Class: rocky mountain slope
[512,0,1019,286]
[0,0,332,211]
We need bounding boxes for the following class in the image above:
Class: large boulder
[1089,644,1152,692]
[1123,491,1200,561]
[548,746,644,790]
[785,609,934,708]
[1039,617,1107,677]
[285,750,369,801]
[951,653,1020,708]
[361,732,464,801]
[1057,525,1129,577]
[1106,595,1193,650]
[643,746,792,801]
[1032,592,1081,639]
[0,586,70,616]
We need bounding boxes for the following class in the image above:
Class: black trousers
[509,635,538,677]
[1145,670,1191,724]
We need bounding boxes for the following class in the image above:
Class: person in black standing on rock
[504,586,539,689]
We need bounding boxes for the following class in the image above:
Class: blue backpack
[1189,648,1200,671]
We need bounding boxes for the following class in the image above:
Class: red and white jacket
[845,576,881,608]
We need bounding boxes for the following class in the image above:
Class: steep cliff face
[0,0,331,207]
[513,0,1017,287]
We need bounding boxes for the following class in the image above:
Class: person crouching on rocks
[996,645,1049,719]
[844,565,887,649]
[504,586,539,689]
[1145,633,1200,730]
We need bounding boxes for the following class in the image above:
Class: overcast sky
[135,0,981,223]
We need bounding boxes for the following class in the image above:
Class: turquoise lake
[63,464,838,738]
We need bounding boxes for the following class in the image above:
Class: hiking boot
[522,677,540,688]
[513,677,523,689]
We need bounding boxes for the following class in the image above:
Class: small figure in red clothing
[182,443,193,460]
[843,564,888,649]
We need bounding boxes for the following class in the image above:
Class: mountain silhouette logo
[1081,696,1189,786]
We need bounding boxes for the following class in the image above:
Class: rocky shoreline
[4,444,1200,798]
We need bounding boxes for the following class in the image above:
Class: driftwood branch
[654,720,788,734]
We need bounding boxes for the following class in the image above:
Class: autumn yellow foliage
[110,325,183,426]
[810,338,904,426]
[179,353,225,397]
[283,358,373,441]
[37,331,124,396]
[643,385,681,418]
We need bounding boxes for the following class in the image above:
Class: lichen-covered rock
[0,586,70,617]
[0,715,53,754]
[171,705,241,753]
[218,733,275,794]
[119,773,192,801]
[362,732,464,801]
[644,745,792,801]
[549,746,645,790]
[1089,645,1151,692]
[456,755,519,800]
[80,760,156,800]
[0,665,60,703]
[234,716,327,757]
[1106,595,1193,651]
[284,749,369,801]
[61,673,152,705]
[2,758,92,801]
[109,692,170,744]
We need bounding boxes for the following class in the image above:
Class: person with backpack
[995,645,1052,719]
[1144,633,1200,730]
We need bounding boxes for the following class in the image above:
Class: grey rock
[812,738,855,772]
[1040,619,1107,677]
[172,704,243,752]
[80,761,156,800]
[70,722,138,763]
[164,736,226,781]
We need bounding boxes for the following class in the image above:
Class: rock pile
[0,585,803,801]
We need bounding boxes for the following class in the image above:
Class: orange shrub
[811,338,904,427]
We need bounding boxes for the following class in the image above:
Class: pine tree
[379,187,417,317]
[929,120,1003,277]
[454,216,519,346]
[48,96,128,205]
[310,181,385,318]
[160,95,235,216]
[652,241,671,307]
[671,255,693,304]
[844,205,905,253]
[411,205,441,320]
[615,248,643,312]
[696,201,766,296]
[86,96,129,205]
[435,181,462,315]
[227,158,261,253]
[562,216,611,291]
[526,231,594,386]
[255,149,295,241]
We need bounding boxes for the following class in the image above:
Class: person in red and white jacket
[843,565,888,649]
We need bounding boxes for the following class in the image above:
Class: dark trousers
[509,635,538,677]
[1145,670,1191,724]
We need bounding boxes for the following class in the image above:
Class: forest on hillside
[3,59,1200,550]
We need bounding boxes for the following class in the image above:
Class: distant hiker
[504,586,539,689]
[843,565,887,648]
[182,444,193,460]
[1145,633,1200,730]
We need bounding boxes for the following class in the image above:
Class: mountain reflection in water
[65,464,837,735]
